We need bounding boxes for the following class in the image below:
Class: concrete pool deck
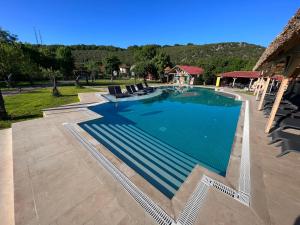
[1,89,300,225]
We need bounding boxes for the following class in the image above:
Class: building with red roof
[220,71,261,79]
[218,71,262,89]
[165,65,204,84]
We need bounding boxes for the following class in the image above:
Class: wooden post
[269,79,275,94]
[258,77,271,110]
[249,78,254,90]
[264,78,289,133]
[232,78,237,87]
[255,78,264,100]
[253,77,261,95]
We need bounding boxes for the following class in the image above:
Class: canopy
[220,71,260,79]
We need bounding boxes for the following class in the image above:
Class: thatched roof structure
[253,9,300,73]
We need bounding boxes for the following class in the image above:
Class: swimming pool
[79,87,241,198]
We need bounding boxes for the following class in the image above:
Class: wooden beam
[255,78,265,100]
[264,78,289,133]
[258,77,271,110]
[253,77,261,96]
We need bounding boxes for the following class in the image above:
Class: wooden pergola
[253,8,300,133]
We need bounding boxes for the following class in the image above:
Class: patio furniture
[264,108,297,117]
[130,85,146,95]
[144,81,155,91]
[115,86,131,97]
[137,83,154,93]
[126,85,144,96]
[277,139,300,157]
[279,117,300,130]
[108,85,129,98]
[268,130,300,145]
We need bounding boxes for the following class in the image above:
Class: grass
[0,79,161,89]
[0,86,96,129]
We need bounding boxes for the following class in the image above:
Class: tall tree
[134,45,159,62]
[41,68,62,96]
[132,61,157,81]
[152,52,172,80]
[0,27,17,43]
[103,55,121,81]
[0,28,19,119]
[85,60,100,82]
[55,46,74,79]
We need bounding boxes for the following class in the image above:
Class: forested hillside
[71,42,265,69]
[1,25,265,86]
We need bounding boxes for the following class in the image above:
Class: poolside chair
[137,83,154,93]
[108,86,116,95]
[277,139,300,157]
[264,108,296,118]
[279,117,300,131]
[268,130,300,145]
[130,85,146,95]
[107,85,129,98]
[126,85,143,96]
[115,86,130,98]
[264,80,299,105]
[264,104,298,114]
[144,81,155,91]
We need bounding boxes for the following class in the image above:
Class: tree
[132,61,157,81]
[0,28,18,119]
[134,45,159,62]
[152,52,172,81]
[0,27,17,43]
[85,60,100,82]
[55,46,74,79]
[103,55,121,81]
[41,68,62,96]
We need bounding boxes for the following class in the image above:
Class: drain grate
[64,123,174,225]
[177,178,209,225]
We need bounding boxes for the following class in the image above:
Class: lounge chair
[268,130,300,145]
[277,140,300,157]
[136,83,154,93]
[264,108,296,118]
[108,86,116,95]
[115,86,130,98]
[279,117,300,130]
[263,104,298,115]
[130,85,146,95]
[107,85,129,98]
[144,81,155,91]
[126,85,144,96]
[264,81,300,105]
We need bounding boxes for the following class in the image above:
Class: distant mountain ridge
[70,42,265,70]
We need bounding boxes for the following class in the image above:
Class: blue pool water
[79,87,241,198]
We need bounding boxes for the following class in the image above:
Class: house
[165,65,204,84]
[119,64,130,75]
[219,71,261,88]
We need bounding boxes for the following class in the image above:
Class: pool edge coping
[62,87,251,225]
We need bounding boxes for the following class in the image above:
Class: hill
[71,42,265,71]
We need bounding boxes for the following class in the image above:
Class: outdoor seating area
[265,82,300,157]
[107,82,155,98]
[252,9,300,159]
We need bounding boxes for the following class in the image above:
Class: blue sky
[0,0,298,48]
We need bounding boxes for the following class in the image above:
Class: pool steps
[84,124,177,195]
[105,125,188,180]
[82,123,197,197]
[114,124,193,173]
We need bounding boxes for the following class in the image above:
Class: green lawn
[0,79,161,89]
[0,86,96,129]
